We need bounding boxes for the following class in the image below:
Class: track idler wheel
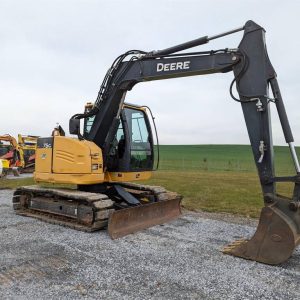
[223,203,300,265]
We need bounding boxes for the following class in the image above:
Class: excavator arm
[70,20,300,264]
[79,51,239,150]
[73,20,300,200]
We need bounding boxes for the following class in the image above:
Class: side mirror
[69,118,80,135]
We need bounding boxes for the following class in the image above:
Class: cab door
[107,106,154,172]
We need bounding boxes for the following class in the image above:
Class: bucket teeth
[221,204,300,265]
[222,239,248,253]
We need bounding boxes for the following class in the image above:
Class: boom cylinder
[148,25,244,57]
[150,36,209,57]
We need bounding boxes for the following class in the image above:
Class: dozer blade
[108,197,182,239]
[223,204,300,265]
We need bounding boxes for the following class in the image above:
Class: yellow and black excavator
[13,20,300,265]
[17,134,39,173]
[0,134,38,176]
[0,134,22,176]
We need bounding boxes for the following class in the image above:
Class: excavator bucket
[108,196,182,239]
[223,202,300,265]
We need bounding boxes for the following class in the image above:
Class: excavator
[13,20,300,265]
[17,134,39,173]
[0,135,23,176]
[0,134,38,176]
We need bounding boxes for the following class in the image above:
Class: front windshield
[124,108,153,170]
[0,142,11,157]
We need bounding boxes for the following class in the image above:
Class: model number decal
[157,61,190,72]
[43,143,52,148]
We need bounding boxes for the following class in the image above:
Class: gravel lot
[0,189,299,299]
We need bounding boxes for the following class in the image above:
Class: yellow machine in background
[0,134,39,176]
[0,158,10,177]
[17,134,39,173]
[0,135,22,176]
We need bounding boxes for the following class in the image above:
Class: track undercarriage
[13,183,182,238]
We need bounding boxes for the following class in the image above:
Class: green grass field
[147,145,296,217]
[156,145,296,174]
[0,145,297,218]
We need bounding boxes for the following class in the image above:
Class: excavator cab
[0,141,11,158]
[83,102,155,173]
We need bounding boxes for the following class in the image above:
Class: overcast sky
[1,0,300,145]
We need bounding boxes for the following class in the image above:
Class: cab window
[124,108,153,170]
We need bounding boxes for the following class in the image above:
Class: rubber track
[12,184,180,232]
[13,186,114,231]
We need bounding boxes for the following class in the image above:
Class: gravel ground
[0,189,299,300]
